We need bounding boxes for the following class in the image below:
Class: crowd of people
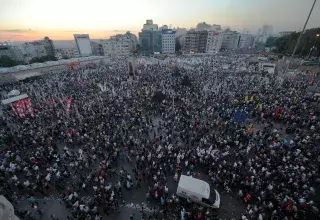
[0,54,319,220]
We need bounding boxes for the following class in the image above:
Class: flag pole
[284,0,317,74]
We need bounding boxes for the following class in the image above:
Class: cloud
[0,29,34,33]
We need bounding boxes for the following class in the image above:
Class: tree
[29,55,57,64]
[62,55,69,59]
[267,28,320,57]
[0,55,24,67]
[265,37,279,47]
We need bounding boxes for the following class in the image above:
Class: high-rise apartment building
[184,30,208,53]
[221,29,240,50]
[238,34,254,49]
[139,20,161,55]
[139,30,162,55]
[206,31,223,53]
[256,24,274,43]
[142,20,158,31]
[161,29,176,54]
[74,34,93,57]
[261,25,273,36]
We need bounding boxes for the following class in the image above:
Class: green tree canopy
[29,55,57,64]
[267,28,320,57]
[265,37,279,47]
[0,55,24,67]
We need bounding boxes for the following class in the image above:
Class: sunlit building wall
[74,34,93,57]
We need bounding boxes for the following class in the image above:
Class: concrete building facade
[238,34,254,49]
[0,43,24,61]
[279,31,294,37]
[74,34,93,57]
[142,20,158,31]
[90,42,104,56]
[206,31,223,53]
[23,42,47,58]
[221,29,240,50]
[101,35,133,56]
[184,30,208,53]
[161,29,176,54]
[55,48,78,59]
[139,30,162,55]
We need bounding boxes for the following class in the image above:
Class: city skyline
[1,0,320,41]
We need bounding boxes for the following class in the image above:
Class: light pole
[316,34,320,58]
[284,0,317,74]
[308,46,317,58]
[308,34,320,58]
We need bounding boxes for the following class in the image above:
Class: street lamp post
[316,34,320,58]
[284,0,317,74]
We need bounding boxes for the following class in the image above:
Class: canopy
[1,94,28,105]
[7,90,20,97]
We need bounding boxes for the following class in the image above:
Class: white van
[176,175,220,209]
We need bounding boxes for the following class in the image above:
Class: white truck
[176,175,220,209]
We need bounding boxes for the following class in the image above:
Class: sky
[0,0,319,41]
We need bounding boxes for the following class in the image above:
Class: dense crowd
[0,55,319,220]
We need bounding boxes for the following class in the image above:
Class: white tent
[7,90,20,97]
[1,94,28,105]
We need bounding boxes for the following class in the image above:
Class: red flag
[10,104,18,116]
[311,72,315,84]
[15,100,26,118]
[23,98,34,117]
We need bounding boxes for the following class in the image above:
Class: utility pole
[284,0,317,74]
